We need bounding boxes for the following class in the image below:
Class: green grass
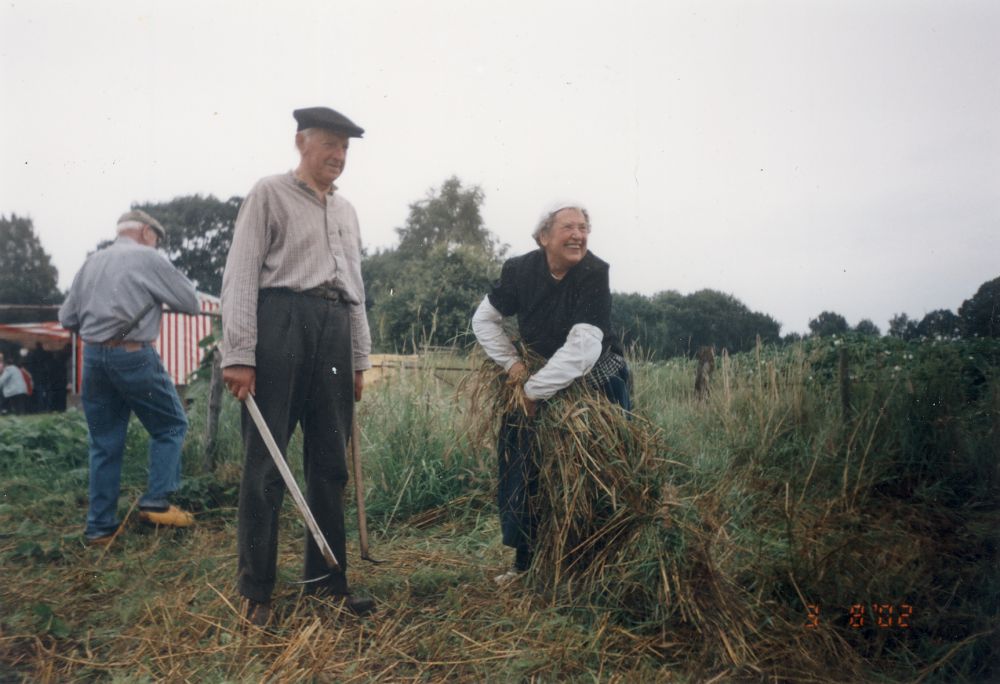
[1,337,997,683]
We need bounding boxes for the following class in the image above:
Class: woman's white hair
[531,201,590,247]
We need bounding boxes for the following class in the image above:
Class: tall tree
[888,313,918,341]
[808,311,849,338]
[363,178,505,352]
[679,289,781,355]
[132,195,243,296]
[0,214,62,322]
[395,177,497,260]
[853,319,881,336]
[610,291,674,357]
[369,244,498,352]
[958,277,1000,339]
[915,309,962,340]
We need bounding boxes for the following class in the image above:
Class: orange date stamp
[806,604,913,628]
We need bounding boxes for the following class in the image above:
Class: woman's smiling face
[540,208,589,276]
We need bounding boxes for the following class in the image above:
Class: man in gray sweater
[60,210,200,545]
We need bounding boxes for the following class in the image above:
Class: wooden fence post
[839,346,850,423]
[203,351,224,471]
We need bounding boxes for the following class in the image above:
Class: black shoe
[300,582,376,616]
[243,599,271,627]
[514,546,532,571]
[330,594,376,616]
[87,532,118,547]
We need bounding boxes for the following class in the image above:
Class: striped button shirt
[220,171,372,370]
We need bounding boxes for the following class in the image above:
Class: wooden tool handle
[352,412,371,558]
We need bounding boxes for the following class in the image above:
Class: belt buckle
[316,287,340,302]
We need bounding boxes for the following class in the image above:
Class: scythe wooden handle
[352,412,372,559]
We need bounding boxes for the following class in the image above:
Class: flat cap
[293,107,364,138]
[117,209,166,239]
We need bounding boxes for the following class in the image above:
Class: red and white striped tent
[153,293,220,387]
[0,292,220,391]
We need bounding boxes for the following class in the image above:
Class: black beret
[293,107,364,138]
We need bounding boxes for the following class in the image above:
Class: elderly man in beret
[221,107,375,625]
[59,210,201,545]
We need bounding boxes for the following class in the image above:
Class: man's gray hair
[531,202,590,247]
[297,127,349,145]
[116,220,147,234]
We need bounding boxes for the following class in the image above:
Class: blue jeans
[81,344,188,539]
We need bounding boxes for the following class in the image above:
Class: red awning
[0,321,71,351]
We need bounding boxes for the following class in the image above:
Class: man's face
[297,129,349,189]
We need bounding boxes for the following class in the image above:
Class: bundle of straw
[469,354,756,665]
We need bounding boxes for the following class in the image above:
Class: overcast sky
[2,0,997,335]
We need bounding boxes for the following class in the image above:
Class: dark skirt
[496,364,630,567]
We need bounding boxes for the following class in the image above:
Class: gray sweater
[59,237,200,344]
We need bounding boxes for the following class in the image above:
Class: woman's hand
[506,362,536,417]
[507,361,527,381]
[506,361,537,416]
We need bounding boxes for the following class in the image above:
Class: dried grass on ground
[1,505,710,683]
[465,357,870,683]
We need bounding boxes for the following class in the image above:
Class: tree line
[3,181,998,357]
[612,290,780,360]
[797,287,999,343]
[0,214,63,324]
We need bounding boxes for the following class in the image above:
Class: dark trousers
[3,394,28,415]
[497,364,630,569]
[237,289,355,603]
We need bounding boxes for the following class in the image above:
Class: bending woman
[472,201,629,584]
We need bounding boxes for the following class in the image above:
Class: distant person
[0,352,30,415]
[50,345,70,412]
[59,210,201,546]
[221,106,375,625]
[0,351,7,410]
[18,360,33,411]
[25,342,52,412]
[472,201,629,584]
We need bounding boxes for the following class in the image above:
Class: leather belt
[300,286,344,302]
[89,340,147,351]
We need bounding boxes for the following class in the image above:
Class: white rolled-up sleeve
[523,323,603,400]
[471,295,520,370]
